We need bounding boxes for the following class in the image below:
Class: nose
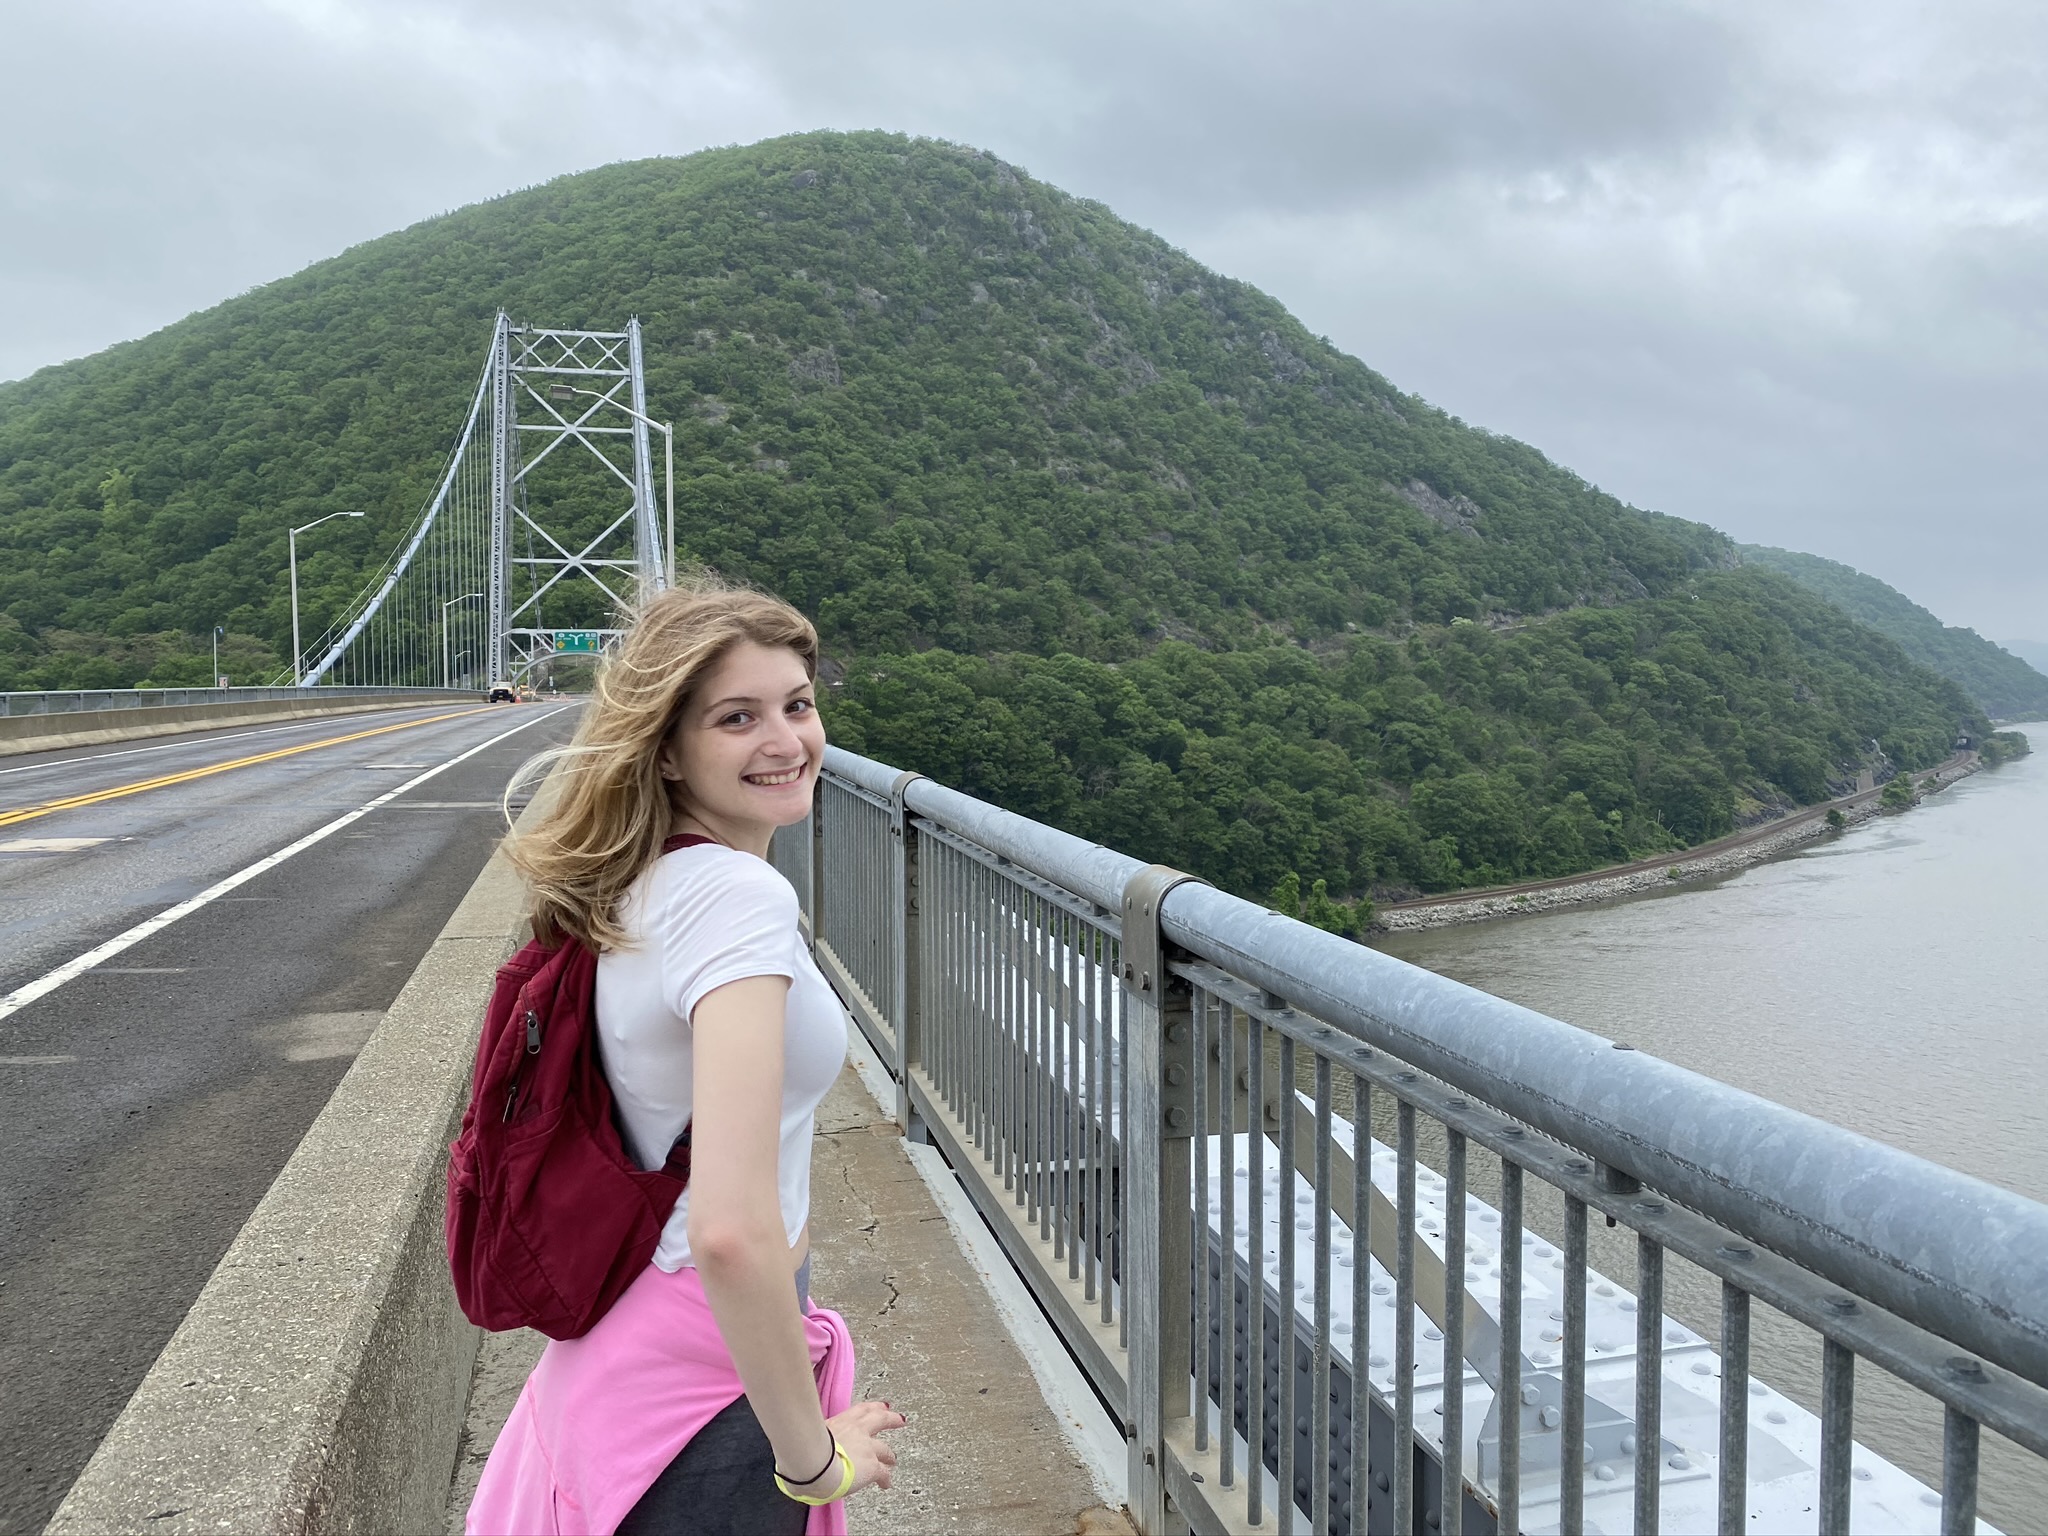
[760,711,804,758]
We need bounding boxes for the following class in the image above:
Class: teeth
[746,767,804,785]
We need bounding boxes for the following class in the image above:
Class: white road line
[0,705,456,778]
[0,707,567,1027]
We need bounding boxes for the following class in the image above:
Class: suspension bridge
[284,314,671,691]
[11,316,2046,1536]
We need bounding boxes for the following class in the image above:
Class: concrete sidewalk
[445,1062,1134,1536]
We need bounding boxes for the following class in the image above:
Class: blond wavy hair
[503,575,819,951]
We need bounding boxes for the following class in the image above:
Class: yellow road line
[0,706,501,830]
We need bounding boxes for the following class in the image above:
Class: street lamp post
[442,592,484,690]
[211,625,225,688]
[451,650,471,689]
[549,385,675,590]
[289,510,364,685]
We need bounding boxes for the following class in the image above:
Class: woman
[468,580,904,1535]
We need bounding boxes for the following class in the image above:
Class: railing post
[808,795,826,954]
[890,770,927,1141]
[1122,865,1204,1534]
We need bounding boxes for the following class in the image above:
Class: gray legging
[615,1260,815,1536]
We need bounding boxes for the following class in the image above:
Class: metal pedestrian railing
[775,743,2048,1535]
[0,685,475,716]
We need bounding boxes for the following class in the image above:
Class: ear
[654,716,687,783]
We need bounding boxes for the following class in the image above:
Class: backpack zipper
[502,1010,545,1122]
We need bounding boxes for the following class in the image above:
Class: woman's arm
[687,974,900,1493]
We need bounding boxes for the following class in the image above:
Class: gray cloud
[4,0,2042,640]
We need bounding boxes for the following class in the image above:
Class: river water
[1374,727,2047,1526]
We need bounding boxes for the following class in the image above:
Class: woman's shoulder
[645,843,799,927]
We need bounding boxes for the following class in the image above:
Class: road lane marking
[0,707,567,1027]
[0,707,498,830]
[0,708,460,778]
[0,837,111,853]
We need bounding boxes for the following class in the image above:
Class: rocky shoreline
[1373,757,1983,933]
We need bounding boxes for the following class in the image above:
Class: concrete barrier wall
[46,837,530,1535]
[0,692,481,759]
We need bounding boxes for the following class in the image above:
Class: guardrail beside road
[780,742,2048,1534]
[0,685,472,716]
[0,687,484,758]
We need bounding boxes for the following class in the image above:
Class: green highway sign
[553,630,602,654]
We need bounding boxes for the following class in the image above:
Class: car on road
[486,681,519,703]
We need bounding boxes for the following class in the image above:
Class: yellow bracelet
[774,1442,855,1505]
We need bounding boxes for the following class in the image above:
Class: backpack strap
[659,1123,693,1180]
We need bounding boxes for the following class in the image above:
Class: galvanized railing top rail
[0,685,477,716]
[781,743,2048,1535]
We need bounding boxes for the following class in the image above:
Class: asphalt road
[0,701,580,1534]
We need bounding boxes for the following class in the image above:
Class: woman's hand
[827,1399,906,1494]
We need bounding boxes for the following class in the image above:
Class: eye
[718,709,755,727]
[786,697,815,716]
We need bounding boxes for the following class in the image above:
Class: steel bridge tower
[295,313,667,690]
[488,315,667,684]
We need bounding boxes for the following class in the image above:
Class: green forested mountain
[0,131,2012,916]
[1740,546,2048,721]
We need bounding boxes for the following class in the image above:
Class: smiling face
[657,640,825,854]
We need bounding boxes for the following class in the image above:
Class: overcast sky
[5,0,2043,644]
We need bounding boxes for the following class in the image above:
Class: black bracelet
[776,1433,838,1489]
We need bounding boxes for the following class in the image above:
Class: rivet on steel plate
[1500,1125,1524,1138]
[1613,1042,1637,1051]
[1826,1296,1858,1315]
[1397,1071,1419,1084]
[1717,1244,1754,1262]
[1167,1023,1188,1043]
[1944,1357,1987,1382]
[1539,1406,1561,1428]
[1166,1065,1187,1086]
[1633,1200,1666,1216]
[1565,1160,1591,1175]
[1167,1107,1190,1129]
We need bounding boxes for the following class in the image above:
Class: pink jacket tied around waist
[467,1261,856,1536]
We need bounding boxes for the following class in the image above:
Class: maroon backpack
[445,833,711,1339]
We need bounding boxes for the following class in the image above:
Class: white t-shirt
[595,842,847,1272]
